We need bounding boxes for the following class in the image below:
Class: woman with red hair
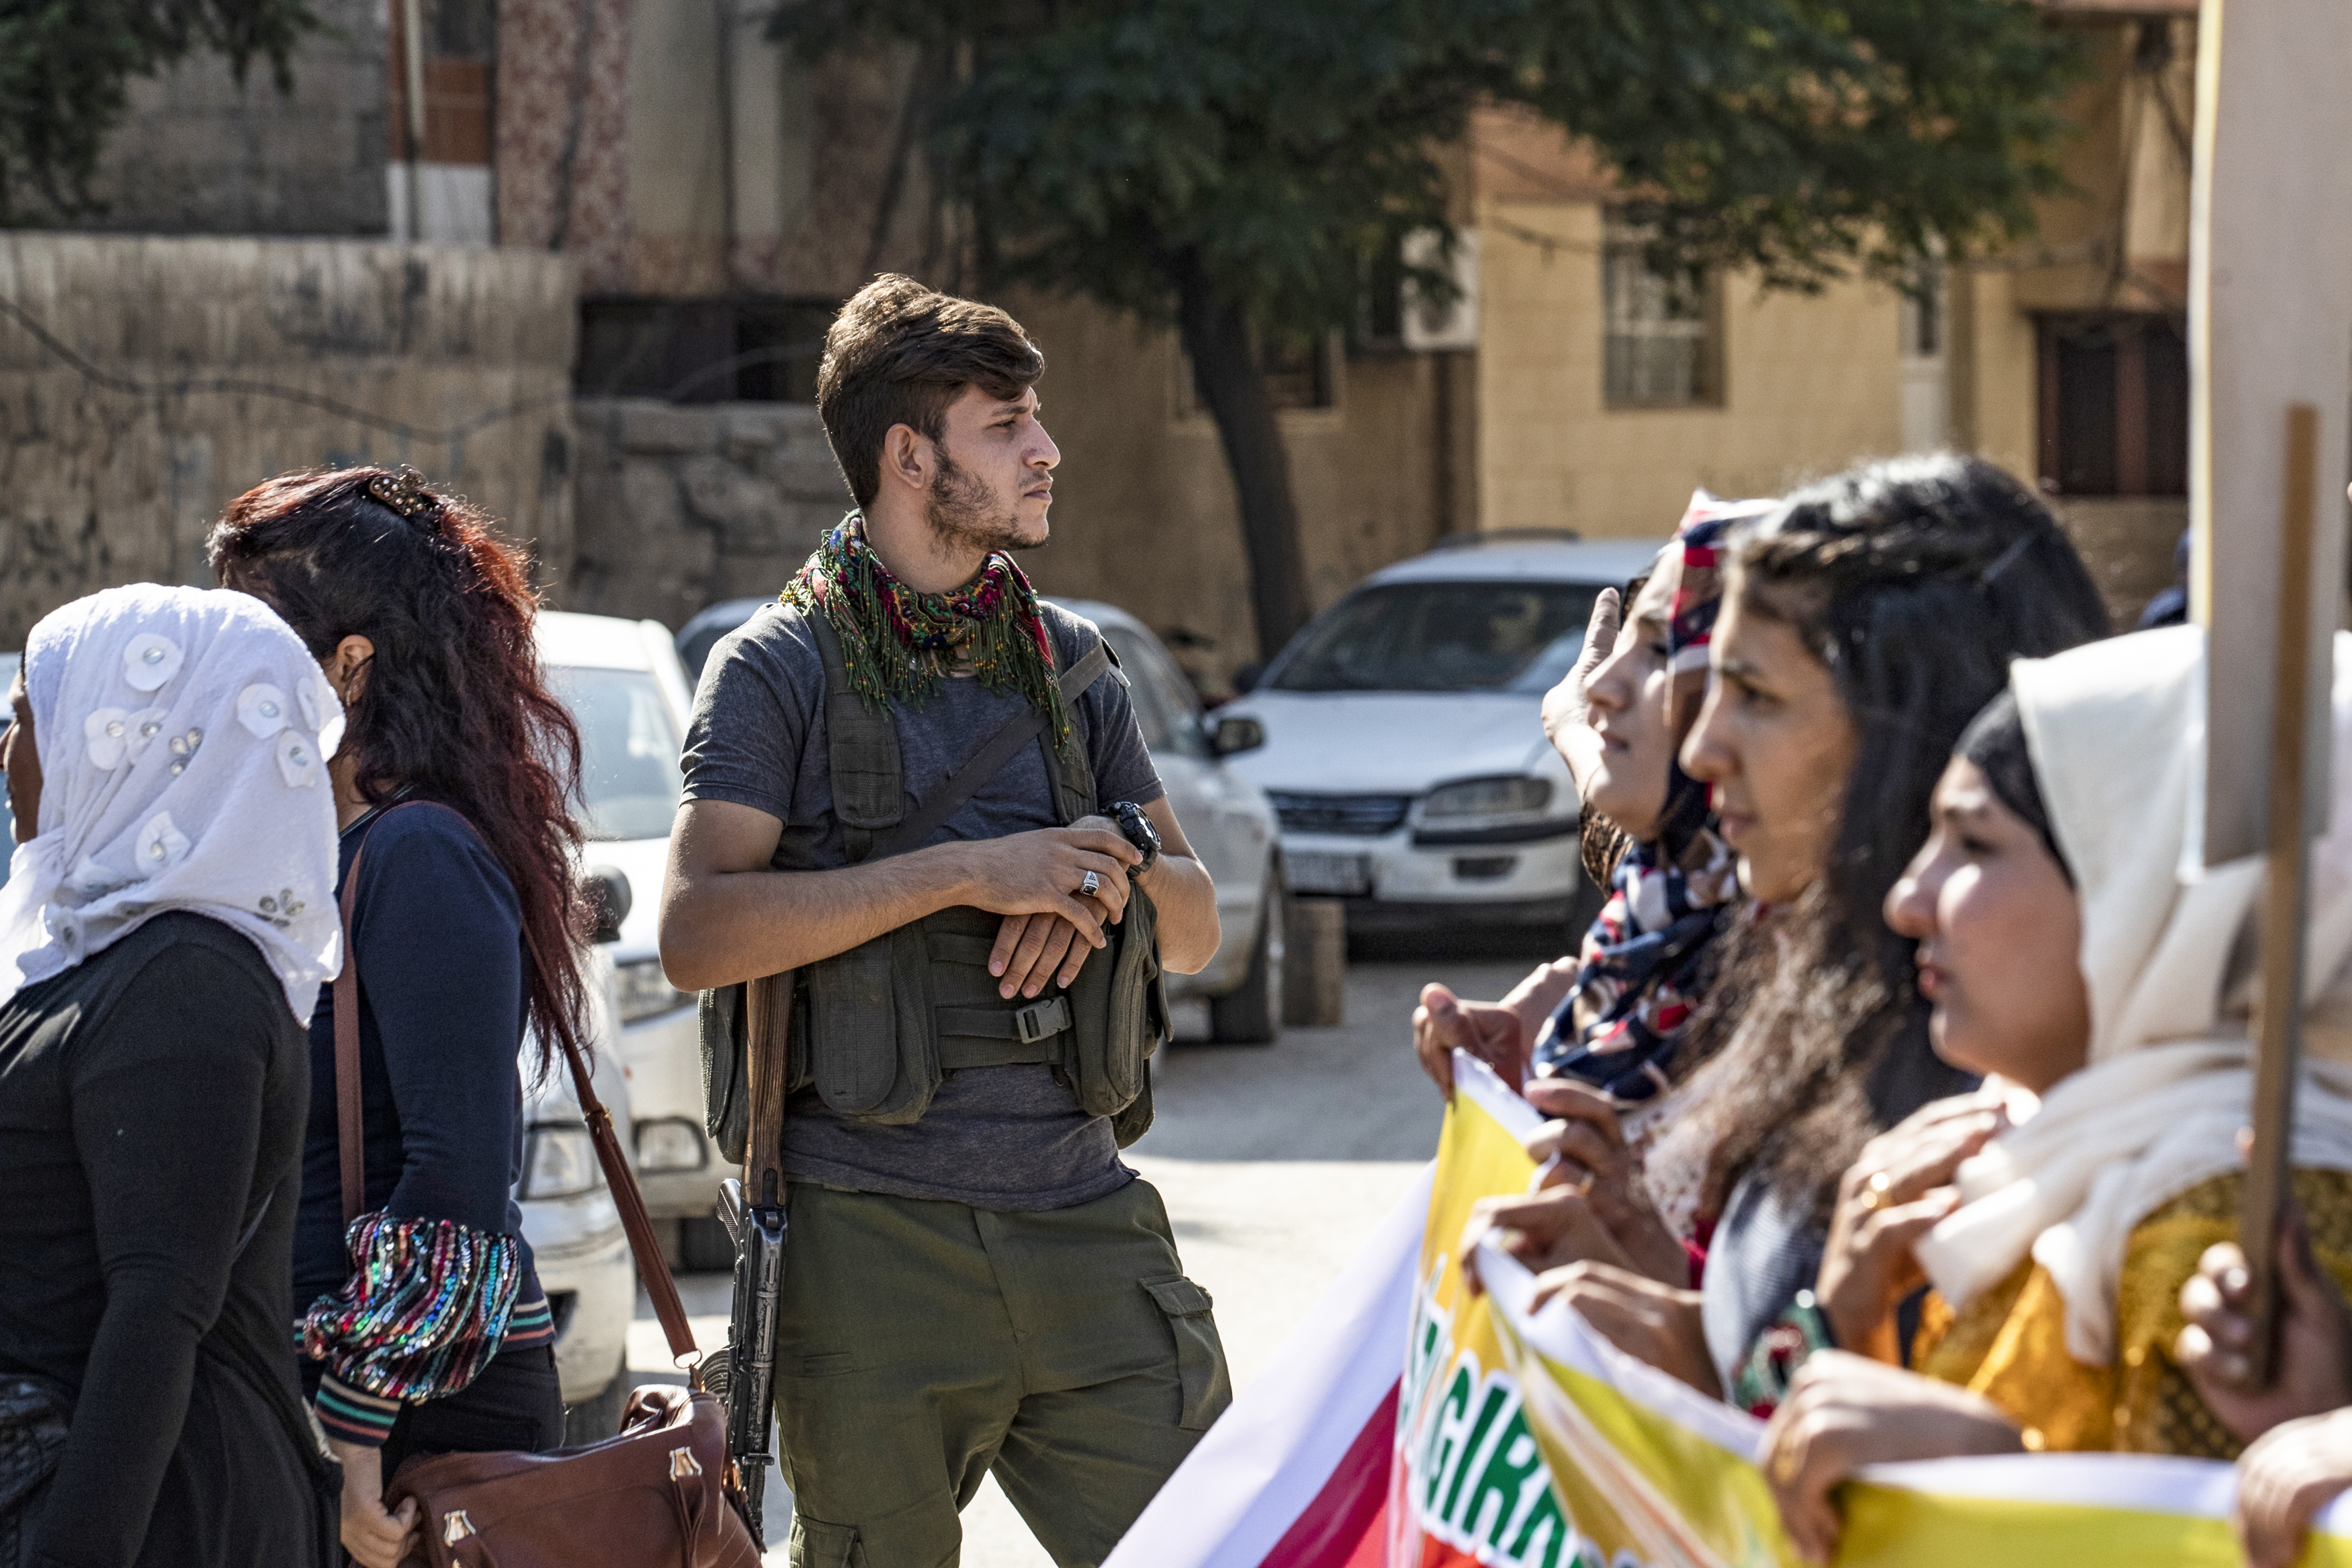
[208,466,592,1568]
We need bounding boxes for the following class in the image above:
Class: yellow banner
[1424,1056,2352,1568]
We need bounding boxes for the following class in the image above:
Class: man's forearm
[1137,851,1219,975]
[661,843,974,991]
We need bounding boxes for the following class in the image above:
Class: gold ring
[1770,1445,1801,1487]
[1857,1170,1893,1212]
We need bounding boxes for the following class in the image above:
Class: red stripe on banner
[1260,1380,1400,1568]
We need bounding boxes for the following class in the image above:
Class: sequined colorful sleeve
[300,1215,527,1445]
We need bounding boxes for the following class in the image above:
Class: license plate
[1287,851,1371,896]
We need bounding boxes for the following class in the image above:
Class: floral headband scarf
[0,584,343,1020]
[1532,492,1773,1100]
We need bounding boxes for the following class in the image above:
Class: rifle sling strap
[334,801,703,1368]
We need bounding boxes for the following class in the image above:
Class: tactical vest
[702,607,1169,1160]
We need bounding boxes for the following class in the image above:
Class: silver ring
[1079,870,1101,898]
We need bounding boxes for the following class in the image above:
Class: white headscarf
[0,584,344,1020]
[1914,624,2352,1363]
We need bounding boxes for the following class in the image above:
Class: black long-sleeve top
[292,801,550,1444]
[0,913,327,1568]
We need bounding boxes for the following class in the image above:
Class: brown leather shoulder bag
[332,801,761,1568]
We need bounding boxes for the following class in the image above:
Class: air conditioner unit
[1400,229,1479,352]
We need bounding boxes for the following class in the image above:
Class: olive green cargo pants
[774,1176,1232,1568]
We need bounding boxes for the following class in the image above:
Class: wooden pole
[2240,402,2321,1387]
[399,0,428,241]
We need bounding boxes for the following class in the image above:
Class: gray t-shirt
[681,597,1164,1210]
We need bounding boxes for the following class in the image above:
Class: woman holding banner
[1468,457,2108,1407]
[1760,627,2352,1563]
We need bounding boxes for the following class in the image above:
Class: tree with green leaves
[775,0,2079,662]
[0,0,318,220]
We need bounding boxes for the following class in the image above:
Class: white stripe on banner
[1104,1162,1434,1568]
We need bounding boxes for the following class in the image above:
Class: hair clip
[364,466,438,521]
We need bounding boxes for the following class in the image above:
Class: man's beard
[927,452,1040,555]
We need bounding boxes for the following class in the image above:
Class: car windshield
[551,667,683,842]
[1269,581,1602,694]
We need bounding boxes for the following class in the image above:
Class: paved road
[630,949,1549,1564]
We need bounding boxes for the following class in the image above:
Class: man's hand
[1759,1351,2024,1565]
[1523,1077,1687,1287]
[2235,1408,2352,1568]
[1816,1096,2001,1360]
[1541,587,1620,799]
[1531,1262,1718,1396]
[2179,1204,2352,1442]
[326,1436,418,1568]
[1414,983,1528,1099]
[986,816,1144,997]
[955,824,1141,947]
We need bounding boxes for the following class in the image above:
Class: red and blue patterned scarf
[1532,493,1770,1101]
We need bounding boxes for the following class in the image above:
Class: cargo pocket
[1142,1274,1232,1432]
[790,1514,865,1568]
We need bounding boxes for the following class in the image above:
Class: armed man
[660,274,1232,1566]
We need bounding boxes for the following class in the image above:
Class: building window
[2036,314,2189,496]
[1602,216,1720,407]
[576,297,838,403]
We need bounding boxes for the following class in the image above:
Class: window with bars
[1602,217,1720,407]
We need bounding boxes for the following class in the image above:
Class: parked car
[533,612,714,1234]
[1217,533,1668,930]
[674,594,1289,1043]
[519,935,638,1442]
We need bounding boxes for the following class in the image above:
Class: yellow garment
[1913,1169,2352,1458]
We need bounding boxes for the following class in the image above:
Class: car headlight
[1421,775,1553,823]
[634,1117,710,1173]
[615,957,693,1025]
[520,1123,601,1201]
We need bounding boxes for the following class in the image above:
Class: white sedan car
[1218,534,1667,931]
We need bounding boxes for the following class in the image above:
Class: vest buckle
[1014,995,1073,1044]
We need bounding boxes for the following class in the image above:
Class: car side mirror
[1207,715,1266,757]
[1230,660,1265,695]
[584,866,632,944]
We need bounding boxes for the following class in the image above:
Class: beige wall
[1473,199,1907,538]
[970,293,1455,686]
[0,234,577,647]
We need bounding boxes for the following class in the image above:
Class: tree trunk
[1173,253,1314,664]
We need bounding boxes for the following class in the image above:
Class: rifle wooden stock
[744,970,794,1207]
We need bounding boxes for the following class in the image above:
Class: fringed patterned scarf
[1532,493,1769,1102]
[782,516,1069,740]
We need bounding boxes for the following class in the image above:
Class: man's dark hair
[816,274,1045,508]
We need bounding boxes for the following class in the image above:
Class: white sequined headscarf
[0,584,343,1019]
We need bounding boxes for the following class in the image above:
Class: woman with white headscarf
[0,585,341,1568]
[1757,623,2352,1563]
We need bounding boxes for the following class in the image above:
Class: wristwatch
[1107,800,1161,877]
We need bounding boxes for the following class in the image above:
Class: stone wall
[0,233,577,647]
[564,399,849,626]
[23,0,389,237]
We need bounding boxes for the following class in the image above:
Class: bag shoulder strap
[865,638,1113,863]
[331,801,703,1367]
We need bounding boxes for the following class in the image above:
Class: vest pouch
[1063,885,1167,1119]
[802,925,941,1123]
[698,983,750,1164]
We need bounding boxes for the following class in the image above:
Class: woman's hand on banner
[2179,1201,2352,1441]
[1529,1262,1718,1396]
[1760,1351,2024,1565]
[1461,1187,1631,1297]
[1413,984,1527,1099]
[1816,1098,1999,1360]
[2233,1406,2352,1568]
[1522,1076,1687,1287]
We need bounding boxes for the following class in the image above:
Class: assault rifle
[712,970,794,1540]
